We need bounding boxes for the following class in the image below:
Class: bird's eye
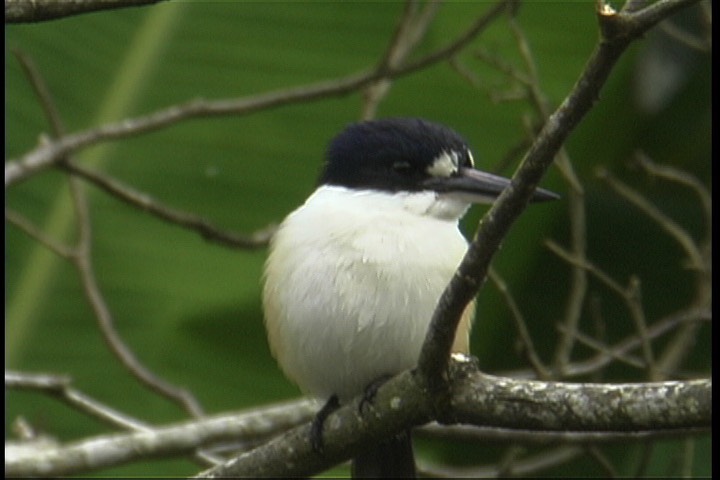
[392,161,413,174]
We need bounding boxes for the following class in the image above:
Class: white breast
[263,186,469,401]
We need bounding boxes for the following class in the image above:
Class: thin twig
[614,154,712,380]
[69,176,206,418]
[587,293,609,381]
[556,324,646,370]
[5,0,514,188]
[6,371,152,432]
[585,446,618,477]
[556,307,709,379]
[633,151,712,241]
[622,0,650,15]
[61,161,275,249]
[5,208,75,258]
[6,395,319,477]
[680,437,695,477]
[659,16,712,51]
[448,57,484,89]
[418,0,701,392]
[596,167,705,271]
[14,47,208,419]
[361,0,442,119]
[420,446,584,478]
[626,275,658,379]
[496,446,525,478]
[634,441,655,477]
[488,268,550,379]
[467,13,589,375]
[545,240,658,378]
[505,15,590,374]
[14,47,274,251]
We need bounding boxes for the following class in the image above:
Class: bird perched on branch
[263,118,557,477]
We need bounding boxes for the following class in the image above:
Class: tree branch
[6,0,709,477]
[420,445,584,478]
[361,0,441,119]
[416,0,703,393]
[5,395,318,477]
[418,421,708,445]
[447,366,710,433]
[202,361,710,477]
[10,46,208,420]
[6,371,152,432]
[6,361,709,477]
[5,0,167,24]
[61,161,276,249]
[5,0,513,188]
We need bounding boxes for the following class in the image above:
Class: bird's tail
[351,430,416,478]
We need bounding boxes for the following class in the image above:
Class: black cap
[319,118,558,203]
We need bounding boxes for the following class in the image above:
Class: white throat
[308,185,471,221]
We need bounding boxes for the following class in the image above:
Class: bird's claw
[359,374,392,415]
[310,394,339,454]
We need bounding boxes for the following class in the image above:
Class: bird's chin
[401,191,470,220]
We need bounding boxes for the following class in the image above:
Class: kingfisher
[262,118,557,477]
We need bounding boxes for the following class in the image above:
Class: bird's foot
[359,374,392,415]
[310,394,340,454]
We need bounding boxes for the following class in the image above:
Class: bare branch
[14,47,274,250]
[195,360,710,478]
[6,396,318,477]
[6,0,709,476]
[7,359,710,477]
[448,368,710,433]
[596,166,706,271]
[488,268,550,379]
[61,161,275,249]
[420,446,583,478]
[417,421,709,445]
[5,0,167,24]
[633,151,712,243]
[361,0,441,119]
[659,16,712,51]
[70,179,206,418]
[6,371,152,432]
[557,324,647,371]
[585,446,617,477]
[560,307,710,379]
[13,47,208,420]
[545,240,659,378]
[418,0,701,392]
[5,208,75,258]
[6,370,222,468]
[5,0,514,188]
[504,14,590,375]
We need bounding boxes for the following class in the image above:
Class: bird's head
[318,118,557,220]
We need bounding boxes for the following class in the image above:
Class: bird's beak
[423,167,559,205]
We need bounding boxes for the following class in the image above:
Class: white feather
[263,186,470,401]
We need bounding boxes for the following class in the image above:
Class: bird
[262,117,557,477]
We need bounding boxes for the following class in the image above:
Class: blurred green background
[5,1,710,477]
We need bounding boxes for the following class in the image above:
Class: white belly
[263,186,469,401]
